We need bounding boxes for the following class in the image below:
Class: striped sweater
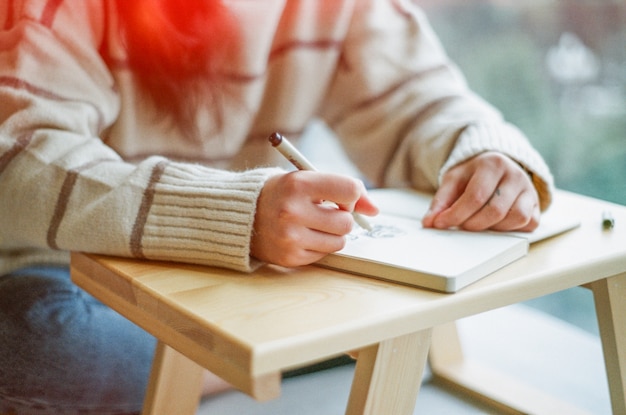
[0,0,553,275]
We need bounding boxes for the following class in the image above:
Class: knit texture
[0,0,553,275]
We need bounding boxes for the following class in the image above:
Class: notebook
[315,188,579,293]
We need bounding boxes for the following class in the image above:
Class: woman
[0,0,553,413]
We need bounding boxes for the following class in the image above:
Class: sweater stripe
[0,132,33,175]
[327,64,449,127]
[40,0,64,28]
[269,39,342,60]
[2,0,15,30]
[391,0,413,19]
[47,158,113,250]
[0,77,106,131]
[0,76,65,100]
[130,160,169,258]
[47,170,78,250]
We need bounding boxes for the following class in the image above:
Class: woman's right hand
[250,171,378,267]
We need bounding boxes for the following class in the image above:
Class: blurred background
[423,0,625,207]
[421,0,625,337]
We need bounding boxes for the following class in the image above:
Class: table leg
[429,322,595,415]
[142,341,203,415]
[592,272,626,415]
[346,329,432,415]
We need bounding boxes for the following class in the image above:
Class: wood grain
[70,190,626,413]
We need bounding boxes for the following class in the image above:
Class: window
[424,0,626,205]
[421,0,626,335]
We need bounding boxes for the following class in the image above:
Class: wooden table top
[71,190,626,386]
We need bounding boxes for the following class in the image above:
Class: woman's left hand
[422,152,540,232]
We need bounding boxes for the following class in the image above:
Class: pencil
[269,132,373,232]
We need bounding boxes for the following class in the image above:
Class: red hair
[115,0,237,140]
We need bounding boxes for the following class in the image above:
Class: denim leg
[0,266,156,415]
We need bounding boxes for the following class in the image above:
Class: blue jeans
[0,266,156,415]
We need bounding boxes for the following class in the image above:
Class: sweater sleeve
[0,1,279,274]
[318,0,554,210]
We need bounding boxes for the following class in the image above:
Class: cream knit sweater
[0,0,553,275]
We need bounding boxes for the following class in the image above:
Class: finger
[278,230,347,267]
[304,173,358,204]
[471,164,540,232]
[490,190,540,232]
[516,204,540,232]
[459,184,520,231]
[432,170,502,229]
[309,204,356,236]
[422,176,468,228]
[354,191,380,216]
[299,227,348,255]
[330,178,372,213]
[269,246,336,268]
[253,222,348,268]
[271,194,355,238]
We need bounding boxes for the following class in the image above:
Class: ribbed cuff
[138,162,283,272]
